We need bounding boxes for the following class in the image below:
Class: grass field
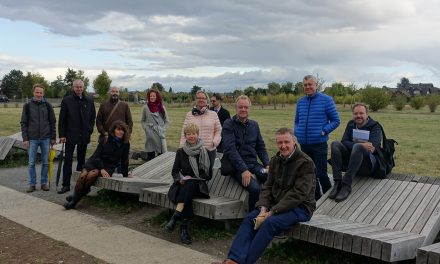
[1,102,439,177]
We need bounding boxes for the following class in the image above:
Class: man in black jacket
[20,84,56,193]
[210,93,230,153]
[58,79,96,194]
[328,102,382,202]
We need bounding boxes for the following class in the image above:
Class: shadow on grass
[82,189,144,213]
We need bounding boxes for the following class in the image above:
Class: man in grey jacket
[20,84,56,192]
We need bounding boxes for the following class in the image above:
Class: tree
[410,96,425,110]
[280,82,293,94]
[50,75,69,98]
[190,85,202,96]
[425,94,440,113]
[232,89,243,98]
[393,95,407,111]
[93,70,112,101]
[21,72,49,98]
[0,69,24,99]
[76,70,90,90]
[397,77,410,89]
[168,87,173,93]
[293,82,303,95]
[150,82,164,92]
[244,86,256,97]
[360,86,390,112]
[64,68,89,91]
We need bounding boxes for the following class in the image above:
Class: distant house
[397,83,440,97]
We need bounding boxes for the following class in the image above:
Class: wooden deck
[288,176,440,262]
[72,152,175,194]
[417,242,440,264]
[139,159,249,220]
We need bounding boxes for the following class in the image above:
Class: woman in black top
[165,123,215,244]
[64,120,130,210]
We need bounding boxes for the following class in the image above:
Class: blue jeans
[28,138,50,186]
[301,142,331,200]
[228,206,310,264]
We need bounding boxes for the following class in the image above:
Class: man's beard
[111,95,119,102]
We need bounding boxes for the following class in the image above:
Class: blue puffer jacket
[222,115,270,173]
[294,92,340,145]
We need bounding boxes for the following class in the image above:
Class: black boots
[165,211,182,233]
[328,181,341,199]
[179,221,192,245]
[335,184,352,202]
[64,188,89,210]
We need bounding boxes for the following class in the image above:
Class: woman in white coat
[141,89,169,161]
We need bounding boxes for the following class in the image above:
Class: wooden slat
[417,243,440,264]
[403,184,439,232]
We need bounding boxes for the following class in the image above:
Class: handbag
[220,155,236,176]
[167,181,181,204]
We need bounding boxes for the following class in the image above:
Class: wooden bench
[71,152,175,194]
[287,176,440,262]
[417,242,440,264]
[0,132,63,160]
[139,160,249,221]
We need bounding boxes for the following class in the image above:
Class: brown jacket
[96,100,133,135]
[256,147,316,215]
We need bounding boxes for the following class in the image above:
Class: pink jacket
[180,110,222,151]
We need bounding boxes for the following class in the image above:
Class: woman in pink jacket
[179,90,221,152]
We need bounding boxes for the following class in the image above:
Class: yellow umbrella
[48,147,56,187]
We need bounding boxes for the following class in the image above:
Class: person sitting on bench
[216,127,316,264]
[165,123,215,244]
[328,102,382,202]
[64,120,130,209]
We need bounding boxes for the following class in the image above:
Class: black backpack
[373,123,398,179]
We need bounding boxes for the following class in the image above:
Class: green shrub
[360,87,390,112]
[410,96,425,110]
[393,95,407,111]
[425,94,440,112]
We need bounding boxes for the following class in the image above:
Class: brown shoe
[26,186,36,193]
[41,184,50,191]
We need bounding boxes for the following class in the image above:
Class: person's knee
[331,141,343,152]
[352,143,366,153]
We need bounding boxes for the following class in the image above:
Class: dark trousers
[231,163,268,212]
[228,206,310,264]
[331,141,373,187]
[63,143,87,188]
[301,142,331,200]
[176,181,201,218]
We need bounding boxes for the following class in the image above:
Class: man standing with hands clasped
[216,128,316,264]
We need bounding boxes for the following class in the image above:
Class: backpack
[372,123,398,179]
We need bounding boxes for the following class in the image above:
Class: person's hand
[101,169,110,178]
[179,179,186,185]
[59,137,66,143]
[242,170,252,187]
[361,142,375,153]
[23,141,29,148]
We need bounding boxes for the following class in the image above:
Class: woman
[179,90,221,152]
[165,123,215,244]
[141,89,169,161]
[64,120,130,210]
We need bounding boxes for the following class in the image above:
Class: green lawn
[1,103,439,177]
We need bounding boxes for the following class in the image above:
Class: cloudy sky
[1,0,440,92]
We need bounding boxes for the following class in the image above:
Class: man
[96,86,133,141]
[210,93,230,152]
[294,75,340,200]
[328,102,382,202]
[222,95,269,211]
[58,79,96,194]
[217,128,316,264]
[20,84,56,192]
[210,93,230,126]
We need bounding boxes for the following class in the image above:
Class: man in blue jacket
[222,95,270,211]
[329,102,382,202]
[294,75,340,200]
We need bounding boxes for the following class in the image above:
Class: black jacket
[58,93,96,144]
[20,99,56,141]
[210,106,231,126]
[85,137,130,177]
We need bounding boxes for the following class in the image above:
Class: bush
[425,94,440,112]
[360,87,390,112]
[393,95,407,111]
[410,96,425,110]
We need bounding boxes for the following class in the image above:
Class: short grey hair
[303,75,317,84]
[235,95,252,106]
[276,127,297,142]
[72,79,84,87]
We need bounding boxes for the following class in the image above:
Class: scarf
[191,106,208,116]
[182,139,210,178]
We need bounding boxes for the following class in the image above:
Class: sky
[1,0,440,92]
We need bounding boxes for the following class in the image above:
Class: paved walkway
[0,185,218,264]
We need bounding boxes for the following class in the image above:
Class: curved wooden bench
[417,242,440,264]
